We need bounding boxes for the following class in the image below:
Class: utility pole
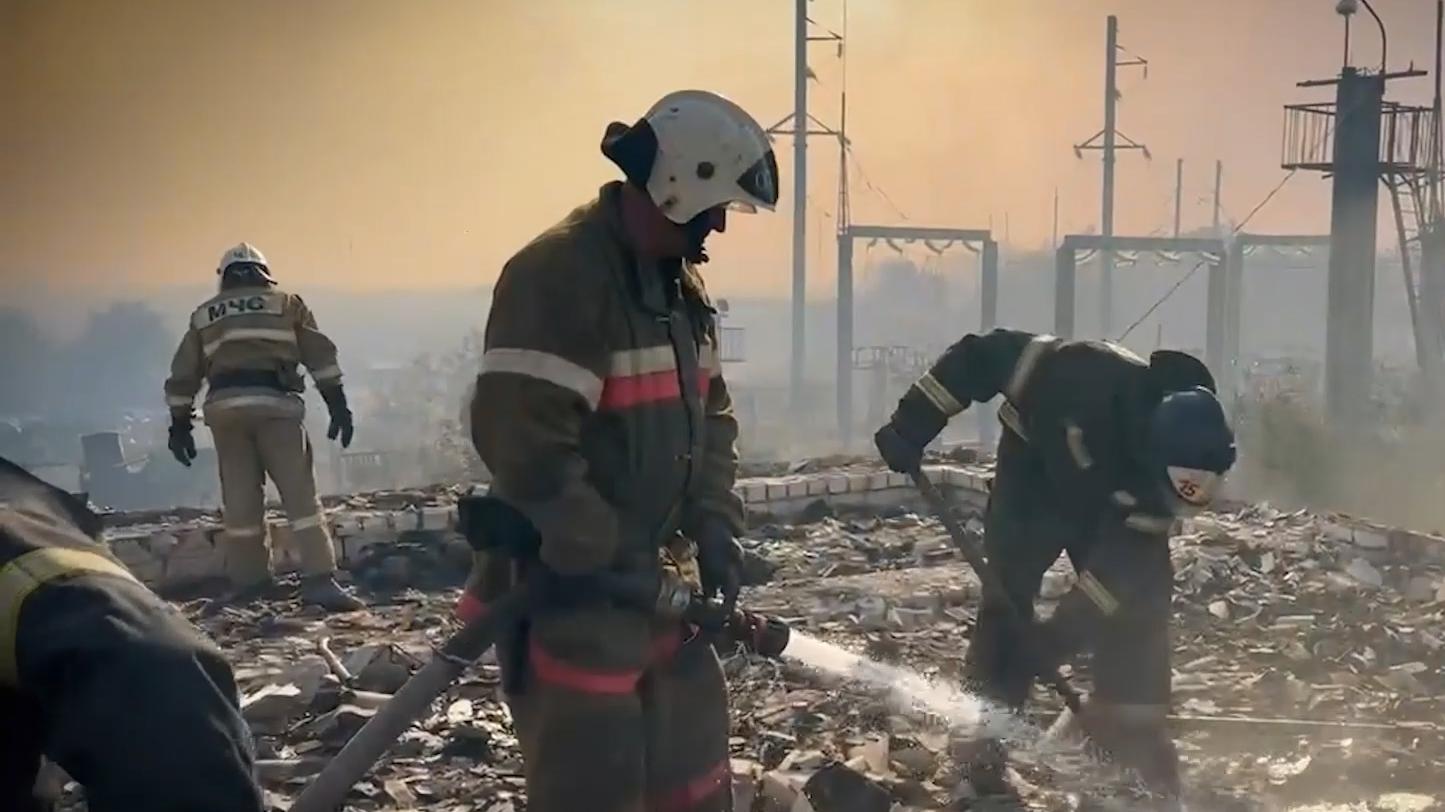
[835,89,852,447]
[1212,160,1223,233]
[766,0,844,418]
[1074,15,1148,336]
[1100,17,1119,333]
[790,0,807,416]
[1173,158,1184,238]
[1052,188,1060,248]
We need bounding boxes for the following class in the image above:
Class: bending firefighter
[466,90,779,812]
[164,243,362,611]
[875,329,1236,801]
[0,456,263,812]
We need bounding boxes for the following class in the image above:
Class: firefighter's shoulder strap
[0,543,140,686]
[997,334,1061,442]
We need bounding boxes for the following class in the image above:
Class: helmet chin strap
[682,210,713,265]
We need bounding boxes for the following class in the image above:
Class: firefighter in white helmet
[465,90,778,812]
[163,243,363,612]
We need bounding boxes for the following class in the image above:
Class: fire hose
[291,583,534,812]
[914,468,1196,803]
[291,498,790,812]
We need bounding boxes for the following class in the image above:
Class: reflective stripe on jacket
[896,328,1171,520]
[164,286,343,423]
[470,182,743,576]
[0,541,138,686]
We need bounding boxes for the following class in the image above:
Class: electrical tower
[766,0,843,417]
[1281,0,1436,422]
[1074,15,1149,335]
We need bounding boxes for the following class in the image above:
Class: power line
[1231,168,1299,234]
[1118,170,1299,341]
[1117,169,1300,342]
[847,149,909,222]
[1115,260,1208,343]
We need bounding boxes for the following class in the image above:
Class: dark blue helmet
[1148,386,1236,507]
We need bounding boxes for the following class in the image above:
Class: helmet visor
[733,149,780,211]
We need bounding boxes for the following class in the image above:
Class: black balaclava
[601,118,712,264]
[220,263,275,290]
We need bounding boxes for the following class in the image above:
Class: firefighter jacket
[470,182,743,577]
[891,329,1218,677]
[0,457,262,812]
[892,328,1218,524]
[164,284,344,424]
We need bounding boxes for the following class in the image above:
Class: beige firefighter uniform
[469,182,744,812]
[164,286,343,583]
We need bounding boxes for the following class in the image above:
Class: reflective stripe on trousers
[212,417,337,579]
[0,547,139,685]
[648,759,729,812]
[528,627,690,695]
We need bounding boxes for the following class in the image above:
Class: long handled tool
[909,467,1085,714]
[291,584,535,812]
[292,492,794,812]
[292,576,788,812]
[915,469,1198,804]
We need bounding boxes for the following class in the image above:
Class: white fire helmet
[217,242,272,280]
[638,90,780,225]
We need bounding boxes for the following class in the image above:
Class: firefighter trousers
[210,415,336,583]
[964,481,1174,711]
[502,601,732,812]
[962,461,1179,793]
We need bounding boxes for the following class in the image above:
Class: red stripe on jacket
[599,370,712,411]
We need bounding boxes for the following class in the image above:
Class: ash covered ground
[72,473,1445,812]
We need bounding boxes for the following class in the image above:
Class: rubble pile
[206,590,527,812]
[64,469,1445,811]
[744,513,963,582]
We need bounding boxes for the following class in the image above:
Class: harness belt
[209,369,287,391]
[0,547,139,686]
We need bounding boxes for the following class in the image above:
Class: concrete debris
[1345,557,1385,588]
[1374,793,1437,812]
[1406,576,1438,603]
[848,735,890,775]
[758,768,810,811]
[801,762,892,812]
[1266,754,1312,784]
[343,643,419,693]
[240,682,308,729]
[58,465,1445,810]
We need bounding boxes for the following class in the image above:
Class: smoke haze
[3,0,1441,299]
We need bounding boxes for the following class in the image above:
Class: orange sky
[1,0,1441,299]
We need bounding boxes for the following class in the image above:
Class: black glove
[168,415,197,467]
[694,518,743,617]
[874,422,925,474]
[319,386,354,448]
